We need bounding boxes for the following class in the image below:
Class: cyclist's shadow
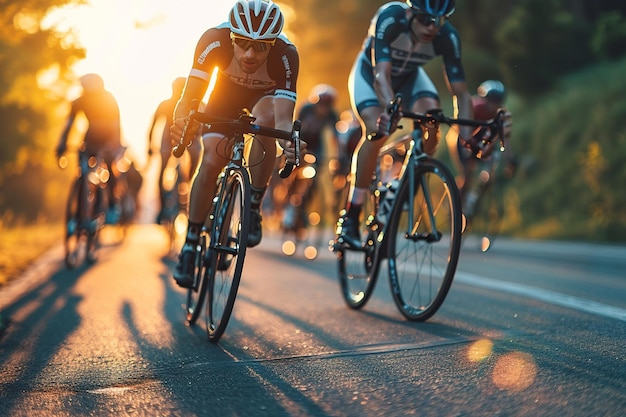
[0,262,88,413]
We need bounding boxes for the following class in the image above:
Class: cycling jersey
[350,2,465,112]
[297,102,339,157]
[188,23,299,118]
[71,91,121,147]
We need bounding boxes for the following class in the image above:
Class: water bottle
[376,179,399,225]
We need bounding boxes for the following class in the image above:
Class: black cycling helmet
[80,73,105,92]
[406,0,456,17]
[477,80,506,103]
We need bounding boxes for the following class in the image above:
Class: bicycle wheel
[336,194,381,309]
[64,178,83,268]
[86,186,104,263]
[466,161,505,252]
[185,230,208,325]
[205,168,251,342]
[387,158,462,321]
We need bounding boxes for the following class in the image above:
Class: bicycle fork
[403,146,443,244]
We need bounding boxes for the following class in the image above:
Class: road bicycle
[460,146,515,252]
[173,106,301,342]
[157,158,190,256]
[60,146,109,268]
[278,153,325,260]
[331,95,506,321]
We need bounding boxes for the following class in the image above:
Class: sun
[47,0,233,164]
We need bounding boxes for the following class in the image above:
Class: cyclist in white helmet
[170,0,303,288]
[335,0,477,248]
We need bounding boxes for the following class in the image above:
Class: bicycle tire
[185,231,208,325]
[387,158,462,321]
[336,194,381,309]
[205,168,251,342]
[64,178,83,268]
[86,186,104,263]
[466,160,505,252]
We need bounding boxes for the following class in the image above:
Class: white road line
[455,271,626,323]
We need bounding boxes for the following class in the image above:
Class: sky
[47,0,234,162]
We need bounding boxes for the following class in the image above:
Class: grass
[0,221,63,287]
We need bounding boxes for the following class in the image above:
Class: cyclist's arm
[57,104,78,156]
[274,97,302,164]
[171,76,208,143]
[373,61,395,109]
[449,80,474,141]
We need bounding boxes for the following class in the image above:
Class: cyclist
[170,0,303,288]
[147,77,201,223]
[335,0,476,248]
[454,80,514,210]
[56,73,125,224]
[281,84,340,234]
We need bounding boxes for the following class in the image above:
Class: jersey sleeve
[372,4,407,66]
[189,27,231,82]
[269,42,299,102]
[435,24,466,83]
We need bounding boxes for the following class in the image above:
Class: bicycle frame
[176,107,301,342]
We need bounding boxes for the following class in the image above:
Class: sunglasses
[415,13,447,28]
[230,33,275,52]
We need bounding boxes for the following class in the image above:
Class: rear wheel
[336,193,381,309]
[64,179,83,268]
[387,158,462,321]
[205,169,251,342]
[185,231,208,325]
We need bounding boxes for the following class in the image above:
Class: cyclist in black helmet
[169,0,303,288]
[335,0,476,248]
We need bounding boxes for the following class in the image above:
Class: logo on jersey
[377,16,395,39]
[282,55,293,89]
[197,41,220,65]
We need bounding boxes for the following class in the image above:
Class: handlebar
[172,102,301,178]
[369,93,508,157]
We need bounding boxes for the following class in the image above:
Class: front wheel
[205,169,251,342]
[387,158,462,321]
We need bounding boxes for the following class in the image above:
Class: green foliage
[591,11,626,60]
[0,0,85,220]
[496,0,592,97]
[506,57,626,242]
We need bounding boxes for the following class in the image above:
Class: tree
[0,0,85,219]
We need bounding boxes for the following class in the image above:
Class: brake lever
[279,120,301,178]
[172,99,200,158]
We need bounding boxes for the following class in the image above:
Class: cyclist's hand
[376,109,401,137]
[170,117,200,147]
[279,138,307,165]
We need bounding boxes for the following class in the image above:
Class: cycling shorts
[348,58,439,115]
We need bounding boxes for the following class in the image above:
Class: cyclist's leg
[408,68,441,150]
[246,96,281,247]
[174,132,230,288]
[336,62,386,246]
[157,134,173,222]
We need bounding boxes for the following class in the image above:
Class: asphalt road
[0,225,624,417]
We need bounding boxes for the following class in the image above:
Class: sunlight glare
[46,0,233,164]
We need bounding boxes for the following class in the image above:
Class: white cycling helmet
[229,0,284,41]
